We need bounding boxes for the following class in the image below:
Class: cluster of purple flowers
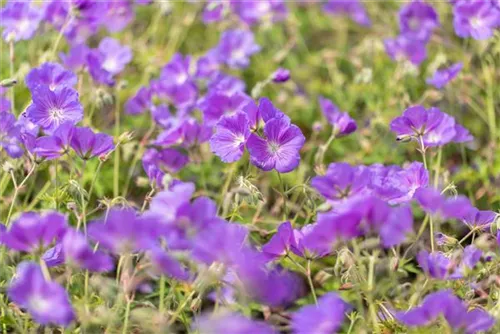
[202,0,288,25]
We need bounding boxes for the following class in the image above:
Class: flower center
[470,17,483,29]
[268,141,280,154]
[29,295,51,313]
[49,108,65,122]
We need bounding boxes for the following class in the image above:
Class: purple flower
[87,51,115,86]
[272,68,290,83]
[262,221,295,259]
[26,86,83,133]
[193,312,277,334]
[396,290,495,333]
[8,262,74,326]
[232,1,288,26]
[323,0,371,26]
[463,245,482,269]
[384,35,427,66]
[103,0,135,33]
[414,187,474,220]
[0,110,23,158]
[318,96,357,136]
[98,37,132,75]
[202,1,227,23]
[215,29,261,69]
[379,205,413,248]
[25,62,77,93]
[453,124,474,143]
[34,122,75,160]
[426,63,463,89]
[311,163,370,202]
[148,246,190,281]
[199,91,252,126]
[292,293,351,334]
[390,105,470,147]
[461,207,497,229]
[417,250,458,279]
[62,229,114,272]
[247,117,305,173]
[125,86,152,115]
[0,1,42,42]
[60,44,91,72]
[1,211,67,252]
[399,1,439,42]
[210,112,251,163]
[88,208,154,254]
[453,0,500,40]
[42,243,65,267]
[70,126,115,159]
[368,162,429,204]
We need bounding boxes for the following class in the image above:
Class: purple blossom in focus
[70,126,115,159]
[247,117,305,173]
[461,207,497,230]
[210,112,251,163]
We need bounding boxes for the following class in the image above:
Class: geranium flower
[215,29,261,69]
[70,126,115,159]
[25,62,77,93]
[426,63,463,89]
[210,112,251,163]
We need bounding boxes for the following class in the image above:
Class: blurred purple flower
[426,63,463,89]
[60,44,91,72]
[453,0,500,40]
[202,1,227,23]
[98,37,132,75]
[463,245,482,269]
[0,1,42,42]
[25,62,78,93]
[215,29,261,69]
[125,86,152,115]
[103,0,135,33]
[210,112,251,163]
[311,163,370,202]
[292,292,351,334]
[396,290,495,333]
[8,262,74,326]
[1,211,67,252]
[399,1,439,42]
[0,110,23,158]
[234,0,288,25]
[318,96,357,136]
[461,207,497,230]
[247,117,305,173]
[199,91,252,126]
[262,221,295,259]
[323,0,371,26]
[26,86,83,133]
[193,312,277,334]
[70,126,115,159]
[88,208,154,254]
[384,35,427,66]
[417,250,459,279]
[87,51,115,86]
[414,187,474,220]
[148,246,190,281]
[272,67,290,83]
[62,229,114,272]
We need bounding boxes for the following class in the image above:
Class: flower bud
[0,78,17,87]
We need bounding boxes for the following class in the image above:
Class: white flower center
[268,141,280,154]
[49,108,65,122]
[17,19,31,34]
[470,17,484,29]
[102,58,119,73]
[29,296,51,313]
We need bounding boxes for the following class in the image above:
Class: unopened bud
[118,131,134,144]
[2,161,14,173]
[0,78,17,87]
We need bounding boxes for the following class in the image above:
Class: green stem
[306,260,318,305]
[122,298,132,334]
[166,290,196,326]
[6,164,36,226]
[277,172,288,220]
[114,100,121,198]
[159,276,166,313]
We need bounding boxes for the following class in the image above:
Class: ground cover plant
[0,0,500,333]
